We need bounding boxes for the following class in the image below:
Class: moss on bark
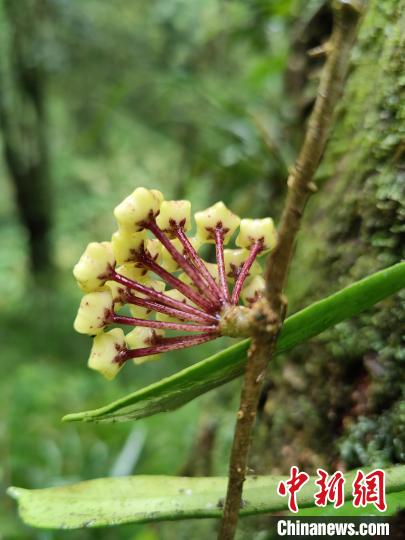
[252,0,405,475]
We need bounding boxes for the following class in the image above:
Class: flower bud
[160,238,195,272]
[224,249,262,281]
[73,242,114,292]
[88,328,125,380]
[74,290,113,335]
[125,327,164,364]
[129,279,166,318]
[146,238,162,264]
[111,229,147,265]
[236,218,276,250]
[194,202,240,244]
[160,239,180,272]
[240,275,265,306]
[150,189,164,205]
[156,200,191,237]
[114,187,163,231]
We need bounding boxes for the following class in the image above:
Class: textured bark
[251,0,404,476]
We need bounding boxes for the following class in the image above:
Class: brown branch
[218,3,363,539]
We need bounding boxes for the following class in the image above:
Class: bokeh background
[0,0,403,539]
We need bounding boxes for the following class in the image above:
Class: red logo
[276,467,386,513]
[352,469,387,512]
[314,468,345,508]
[277,466,310,513]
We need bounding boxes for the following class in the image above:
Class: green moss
[254,0,405,473]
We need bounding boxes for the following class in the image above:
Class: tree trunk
[0,0,52,277]
[252,0,404,476]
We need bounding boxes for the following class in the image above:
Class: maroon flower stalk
[214,226,231,303]
[175,226,223,302]
[147,219,220,305]
[231,241,263,304]
[137,252,216,313]
[122,332,218,361]
[104,208,266,367]
[110,269,217,323]
[111,314,217,334]
[125,293,214,324]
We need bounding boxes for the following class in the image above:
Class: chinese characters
[277,467,386,513]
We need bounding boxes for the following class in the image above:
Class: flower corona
[73,187,277,379]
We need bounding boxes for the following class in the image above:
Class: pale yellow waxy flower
[160,238,183,272]
[236,218,276,250]
[73,242,115,292]
[146,238,162,264]
[194,202,240,244]
[88,328,125,380]
[74,290,113,335]
[156,200,192,237]
[114,187,163,231]
[150,189,164,206]
[240,275,266,306]
[111,229,147,265]
[125,327,164,364]
[224,249,262,281]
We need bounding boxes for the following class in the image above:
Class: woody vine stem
[218,3,363,539]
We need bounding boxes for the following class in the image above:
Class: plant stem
[231,242,263,305]
[214,227,230,303]
[218,4,363,539]
[148,220,220,305]
[126,294,215,324]
[111,314,217,333]
[111,270,217,322]
[139,255,216,312]
[175,226,223,302]
[124,332,218,359]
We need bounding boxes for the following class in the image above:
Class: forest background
[0,0,403,538]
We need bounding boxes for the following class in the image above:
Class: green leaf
[8,465,405,529]
[297,491,404,517]
[64,263,405,423]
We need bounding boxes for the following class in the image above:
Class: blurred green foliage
[0,1,305,538]
[3,0,400,539]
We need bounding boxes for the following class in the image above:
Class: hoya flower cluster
[73,187,276,380]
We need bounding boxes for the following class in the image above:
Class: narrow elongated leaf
[64,263,405,423]
[8,465,405,529]
[297,491,404,517]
